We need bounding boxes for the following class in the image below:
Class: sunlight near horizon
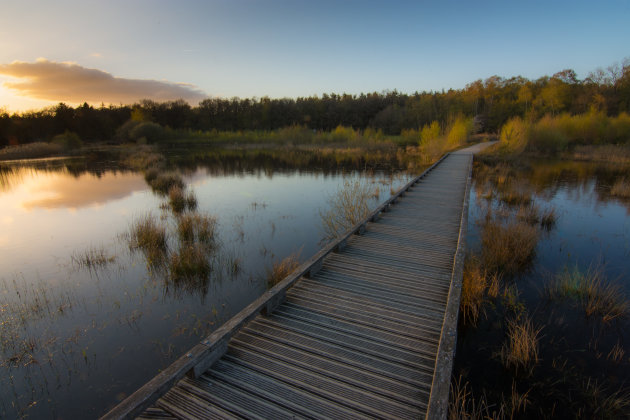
[0,80,58,113]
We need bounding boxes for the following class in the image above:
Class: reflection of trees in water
[474,157,630,212]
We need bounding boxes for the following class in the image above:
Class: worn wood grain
[101,151,475,420]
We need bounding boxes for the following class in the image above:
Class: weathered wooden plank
[222,345,423,419]
[104,149,481,420]
[230,332,429,406]
[286,287,444,334]
[308,270,450,303]
[240,320,434,388]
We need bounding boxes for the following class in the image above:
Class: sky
[0,0,629,112]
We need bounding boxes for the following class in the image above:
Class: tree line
[1,60,629,147]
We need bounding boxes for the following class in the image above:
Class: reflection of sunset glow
[3,170,148,210]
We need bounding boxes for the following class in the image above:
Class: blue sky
[0,0,628,111]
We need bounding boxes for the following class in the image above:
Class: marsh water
[2,149,629,419]
[456,158,630,418]
[0,147,412,419]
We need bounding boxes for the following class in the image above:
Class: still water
[457,158,630,417]
[0,153,410,419]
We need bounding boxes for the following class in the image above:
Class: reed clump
[610,177,630,198]
[320,179,372,240]
[499,316,541,375]
[460,255,500,325]
[169,243,211,282]
[177,213,217,248]
[267,253,301,288]
[168,186,198,213]
[543,264,628,322]
[71,245,116,269]
[149,171,184,194]
[481,217,539,277]
[127,213,168,266]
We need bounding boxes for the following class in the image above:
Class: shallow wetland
[0,146,411,419]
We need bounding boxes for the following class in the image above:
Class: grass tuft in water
[71,245,115,269]
[267,253,301,289]
[499,316,542,375]
[169,243,211,282]
[168,186,198,213]
[320,179,372,240]
[177,213,217,247]
[543,264,629,322]
[460,255,500,325]
[481,217,539,277]
[127,213,168,266]
[148,171,184,194]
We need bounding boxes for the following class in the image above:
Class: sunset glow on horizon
[1,0,629,113]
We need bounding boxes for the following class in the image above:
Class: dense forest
[1,60,629,147]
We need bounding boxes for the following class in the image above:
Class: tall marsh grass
[460,255,500,325]
[176,213,217,247]
[320,179,373,240]
[499,316,542,375]
[168,186,198,213]
[127,213,168,266]
[543,264,629,322]
[267,253,301,288]
[480,217,539,276]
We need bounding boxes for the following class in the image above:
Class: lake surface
[3,151,629,418]
[0,150,411,419]
[456,158,630,417]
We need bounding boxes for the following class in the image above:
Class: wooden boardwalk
[103,150,476,420]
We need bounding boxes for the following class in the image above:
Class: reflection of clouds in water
[0,234,8,247]
[21,172,147,210]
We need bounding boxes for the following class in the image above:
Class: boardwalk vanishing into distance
[103,145,488,420]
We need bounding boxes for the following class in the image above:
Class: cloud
[0,58,207,105]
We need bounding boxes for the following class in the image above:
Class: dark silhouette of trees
[1,59,629,147]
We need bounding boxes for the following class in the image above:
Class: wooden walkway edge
[102,148,479,420]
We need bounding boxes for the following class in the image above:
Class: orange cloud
[0,58,207,105]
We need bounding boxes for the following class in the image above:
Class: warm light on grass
[267,252,301,288]
[460,255,500,325]
[481,217,539,276]
[320,179,372,240]
[543,264,629,322]
[127,213,168,267]
[500,316,542,375]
